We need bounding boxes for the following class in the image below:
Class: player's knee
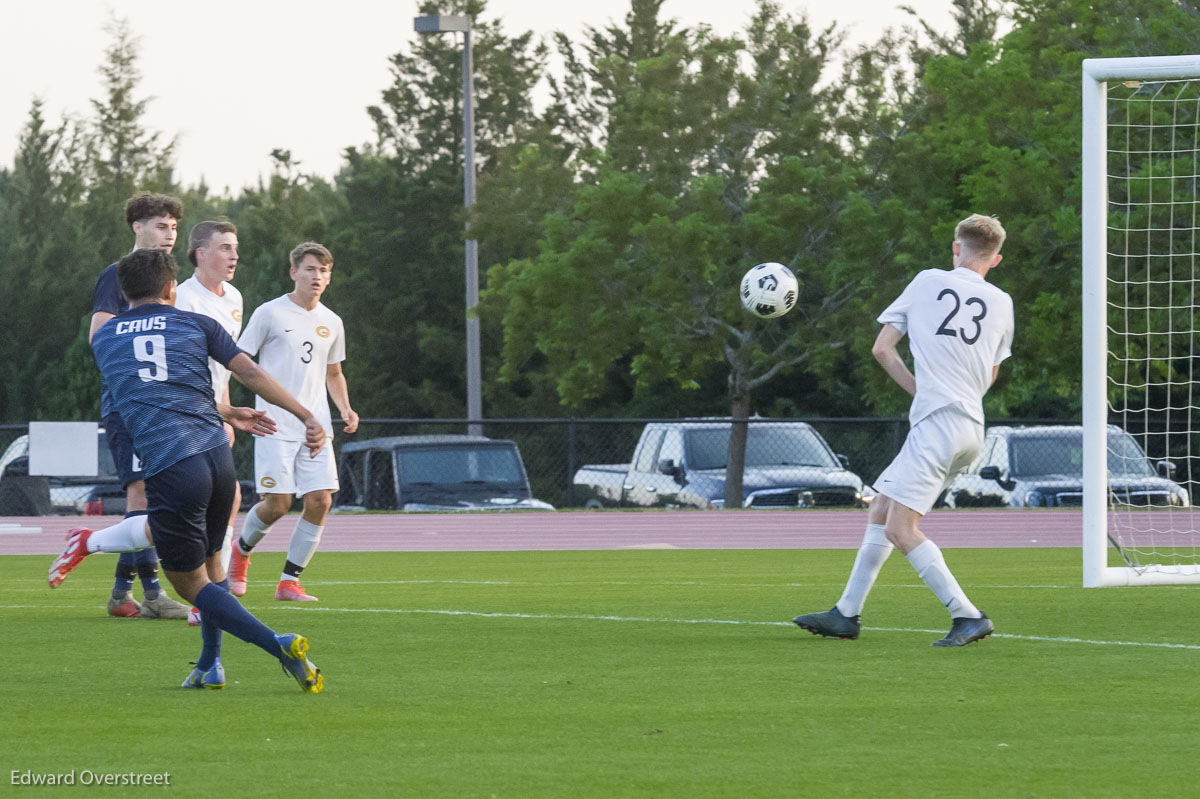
[304,491,332,516]
[260,494,292,520]
[867,494,890,525]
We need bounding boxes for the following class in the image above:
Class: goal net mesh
[1106,77,1200,572]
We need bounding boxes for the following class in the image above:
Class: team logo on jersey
[260,476,277,489]
[316,326,331,338]
[232,309,242,322]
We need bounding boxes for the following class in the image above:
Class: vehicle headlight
[1024,490,1045,507]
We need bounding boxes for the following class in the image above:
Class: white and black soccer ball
[740,262,798,319]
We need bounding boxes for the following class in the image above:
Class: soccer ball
[740,262,798,319]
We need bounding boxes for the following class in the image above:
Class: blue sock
[122,511,162,597]
[196,578,229,671]
[133,548,163,597]
[193,583,283,661]
[112,553,136,598]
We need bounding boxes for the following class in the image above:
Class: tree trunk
[725,389,751,509]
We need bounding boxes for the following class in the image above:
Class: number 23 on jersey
[934,288,987,345]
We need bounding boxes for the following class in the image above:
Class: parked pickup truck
[334,434,554,512]
[573,420,870,509]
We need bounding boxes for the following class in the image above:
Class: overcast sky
[3,1,960,192]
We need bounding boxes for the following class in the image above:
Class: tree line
[2,0,1198,430]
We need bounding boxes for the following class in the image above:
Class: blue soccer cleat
[181,661,226,690]
[931,613,994,647]
[275,633,323,693]
[792,607,861,640]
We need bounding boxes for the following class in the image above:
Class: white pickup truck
[572,420,870,510]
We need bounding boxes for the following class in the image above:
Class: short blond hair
[289,241,333,270]
[954,214,1006,257]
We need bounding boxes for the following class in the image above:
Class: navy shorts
[145,445,236,573]
[103,412,144,488]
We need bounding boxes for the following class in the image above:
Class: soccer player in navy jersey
[53,248,327,692]
[88,192,190,621]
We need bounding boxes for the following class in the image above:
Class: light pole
[414,13,482,436]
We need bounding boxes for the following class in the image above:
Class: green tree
[0,100,90,421]
[83,17,178,262]
[332,0,548,420]
[31,17,181,421]
[483,1,876,505]
[857,0,1200,420]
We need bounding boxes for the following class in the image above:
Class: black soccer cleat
[931,613,994,647]
[792,607,861,640]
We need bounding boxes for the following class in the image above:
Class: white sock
[905,540,981,619]
[87,515,151,553]
[219,525,234,573]
[238,504,274,552]
[281,519,323,581]
[835,524,894,618]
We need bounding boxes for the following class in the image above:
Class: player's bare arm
[991,364,1001,386]
[217,403,278,437]
[228,353,327,456]
[88,311,115,345]
[871,323,917,396]
[325,362,358,434]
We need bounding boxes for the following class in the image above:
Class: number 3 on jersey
[133,334,168,381]
[935,288,987,345]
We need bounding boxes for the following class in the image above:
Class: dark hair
[187,220,238,266]
[289,241,333,270]
[118,249,178,302]
[124,192,183,227]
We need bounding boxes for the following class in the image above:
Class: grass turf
[3,547,1198,797]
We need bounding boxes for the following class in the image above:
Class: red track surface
[0,508,1091,556]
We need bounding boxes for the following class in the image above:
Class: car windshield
[398,447,523,486]
[1008,431,1156,478]
[686,427,838,470]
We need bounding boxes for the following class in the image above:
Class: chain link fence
[339,417,1071,510]
[3,417,1195,514]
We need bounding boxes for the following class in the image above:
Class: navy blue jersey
[92,262,127,417]
[91,303,244,477]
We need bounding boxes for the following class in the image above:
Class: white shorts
[874,405,983,515]
[253,437,339,497]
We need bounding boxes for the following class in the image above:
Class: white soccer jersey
[238,294,346,441]
[877,266,1014,427]
[174,275,243,398]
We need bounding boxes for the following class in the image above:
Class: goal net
[1083,56,1200,586]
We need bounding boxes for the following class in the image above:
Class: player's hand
[341,409,359,434]
[304,417,327,458]
[227,407,278,437]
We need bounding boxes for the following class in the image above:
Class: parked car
[0,433,255,515]
[572,420,870,509]
[942,424,1189,508]
[334,434,554,512]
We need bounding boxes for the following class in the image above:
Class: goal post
[1082,55,1200,587]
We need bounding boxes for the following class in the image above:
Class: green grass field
[4,548,1198,798]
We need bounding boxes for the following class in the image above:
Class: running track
[0,509,1112,555]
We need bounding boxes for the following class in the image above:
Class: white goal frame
[1082,55,1200,587]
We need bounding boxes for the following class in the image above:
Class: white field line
[265,605,1200,651]
[4,601,1197,649]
